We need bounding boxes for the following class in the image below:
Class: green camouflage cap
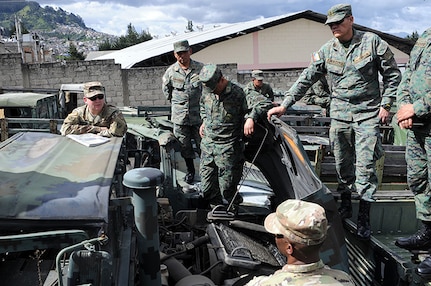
[252,70,264,80]
[325,4,352,25]
[173,40,190,53]
[264,199,327,245]
[83,81,104,98]
[199,64,222,92]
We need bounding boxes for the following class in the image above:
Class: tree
[66,42,85,60]
[98,23,152,51]
[406,31,419,43]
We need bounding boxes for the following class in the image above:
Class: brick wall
[0,53,302,107]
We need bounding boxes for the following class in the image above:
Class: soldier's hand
[396,104,415,124]
[244,118,255,137]
[199,123,205,137]
[267,106,287,120]
[378,107,390,124]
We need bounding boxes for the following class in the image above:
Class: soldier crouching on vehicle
[60,81,127,137]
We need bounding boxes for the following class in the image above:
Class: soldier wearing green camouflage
[199,64,272,207]
[60,81,127,137]
[244,70,275,102]
[267,4,401,240]
[246,199,355,286]
[299,76,331,116]
[394,28,431,276]
[162,40,204,184]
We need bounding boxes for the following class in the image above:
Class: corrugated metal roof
[93,11,304,69]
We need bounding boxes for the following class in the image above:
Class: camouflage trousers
[405,130,431,221]
[199,142,244,205]
[173,124,201,159]
[329,118,383,202]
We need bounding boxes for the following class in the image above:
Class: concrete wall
[0,53,300,107]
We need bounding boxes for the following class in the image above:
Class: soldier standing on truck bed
[267,3,401,240]
[394,27,431,280]
[60,81,127,138]
[162,40,204,184]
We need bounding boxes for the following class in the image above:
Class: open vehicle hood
[0,132,122,230]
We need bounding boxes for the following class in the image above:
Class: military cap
[199,64,222,92]
[252,70,264,80]
[173,40,190,53]
[83,81,104,98]
[264,199,327,246]
[325,4,352,25]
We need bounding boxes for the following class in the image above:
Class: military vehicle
[0,106,349,285]
[0,88,425,285]
[0,89,65,140]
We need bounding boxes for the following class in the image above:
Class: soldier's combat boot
[417,256,431,280]
[338,192,352,219]
[184,158,195,184]
[356,199,371,240]
[395,221,431,251]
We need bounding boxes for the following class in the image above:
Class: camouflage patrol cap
[173,40,190,53]
[199,64,222,92]
[252,70,264,80]
[83,81,104,98]
[264,199,327,246]
[325,4,352,25]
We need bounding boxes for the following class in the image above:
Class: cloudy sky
[39,0,431,38]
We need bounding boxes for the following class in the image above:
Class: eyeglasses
[275,234,284,239]
[328,16,349,27]
[87,94,104,101]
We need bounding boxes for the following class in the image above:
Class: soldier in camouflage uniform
[246,199,355,286]
[267,4,401,240]
[162,40,204,184]
[199,64,272,207]
[299,76,331,116]
[394,28,431,278]
[60,81,127,137]
[244,70,276,104]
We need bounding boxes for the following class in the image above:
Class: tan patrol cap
[83,81,104,98]
[264,199,327,245]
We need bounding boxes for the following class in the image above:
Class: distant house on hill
[91,10,413,71]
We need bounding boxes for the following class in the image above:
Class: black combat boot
[338,192,353,219]
[395,221,431,251]
[356,199,371,240]
[184,158,195,184]
[417,256,431,280]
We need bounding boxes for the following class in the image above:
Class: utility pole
[14,14,24,61]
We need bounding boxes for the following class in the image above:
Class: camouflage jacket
[300,77,331,108]
[200,81,272,146]
[60,104,127,137]
[397,28,431,134]
[282,29,401,122]
[162,59,204,125]
[245,260,355,286]
[244,81,275,101]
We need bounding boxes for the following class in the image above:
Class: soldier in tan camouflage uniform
[199,64,272,208]
[60,81,127,137]
[267,3,401,240]
[246,199,355,286]
[162,40,204,184]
